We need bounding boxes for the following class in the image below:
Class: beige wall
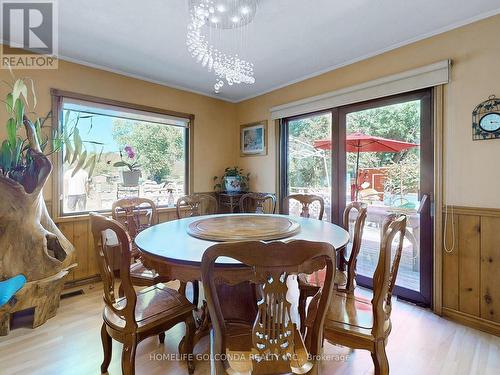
[236,14,500,209]
[0,60,237,199]
[2,14,500,209]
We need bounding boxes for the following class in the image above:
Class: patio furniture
[90,213,196,375]
[201,240,336,375]
[305,214,407,375]
[283,193,325,220]
[239,192,277,214]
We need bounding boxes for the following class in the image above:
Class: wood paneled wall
[56,209,180,283]
[443,206,500,336]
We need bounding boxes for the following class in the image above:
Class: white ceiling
[37,1,500,101]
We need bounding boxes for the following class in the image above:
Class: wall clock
[473,95,500,141]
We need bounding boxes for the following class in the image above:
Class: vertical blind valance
[270,60,450,119]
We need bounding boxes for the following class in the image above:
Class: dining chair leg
[121,335,137,375]
[298,289,307,336]
[179,314,196,374]
[192,280,200,308]
[100,323,112,373]
[371,340,389,375]
[158,332,165,344]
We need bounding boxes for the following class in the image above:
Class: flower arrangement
[113,145,141,171]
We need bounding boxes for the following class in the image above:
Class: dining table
[134,213,350,345]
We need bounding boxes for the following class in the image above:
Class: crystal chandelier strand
[187,0,257,93]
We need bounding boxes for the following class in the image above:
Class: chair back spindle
[176,194,218,219]
[284,194,325,220]
[239,193,277,214]
[341,202,368,291]
[90,213,138,331]
[111,197,158,241]
[202,240,335,373]
[371,214,407,337]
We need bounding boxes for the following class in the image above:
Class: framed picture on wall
[240,120,268,156]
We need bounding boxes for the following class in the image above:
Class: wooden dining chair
[201,240,336,375]
[283,193,325,220]
[176,193,218,219]
[176,193,218,308]
[90,213,196,375]
[297,201,367,334]
[111,197,166,288]
[239,192,277,214]
[305,214,407,375]
[337,201,368,292]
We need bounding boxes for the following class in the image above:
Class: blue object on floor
[0,274,27,307]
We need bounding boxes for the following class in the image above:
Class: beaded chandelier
[187,0,258,93]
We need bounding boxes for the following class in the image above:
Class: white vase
[224,176,241,192]
[122,170,141,187]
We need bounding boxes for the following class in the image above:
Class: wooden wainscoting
[442,206,500,336]
[56,208,181,285]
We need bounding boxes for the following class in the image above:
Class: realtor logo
[1,0,58,69]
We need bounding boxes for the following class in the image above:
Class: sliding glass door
[281,89,433,306]
[281,112,332,221]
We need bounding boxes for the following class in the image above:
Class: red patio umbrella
[313,132,419,199]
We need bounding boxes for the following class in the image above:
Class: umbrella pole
[355,149,360,201]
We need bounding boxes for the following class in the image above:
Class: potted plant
[213,167,250,193]
[113,145,141,186]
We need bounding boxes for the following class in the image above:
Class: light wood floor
[0,282,499,375]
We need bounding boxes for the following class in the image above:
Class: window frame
[51,89,194,219]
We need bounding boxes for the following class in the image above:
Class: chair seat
[306,291,390,338]
[129,261,161,283]
[218,322,313,375]
[104,283,194,332]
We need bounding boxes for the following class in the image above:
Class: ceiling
[32,1,500,101]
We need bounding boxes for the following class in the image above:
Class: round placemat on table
[187,215,301,241]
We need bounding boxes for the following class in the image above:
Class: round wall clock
[479,113,500,133]
[472,95,500,141]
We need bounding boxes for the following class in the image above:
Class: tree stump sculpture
[0,117,75,335]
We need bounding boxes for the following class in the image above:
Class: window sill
[54,206,181,223]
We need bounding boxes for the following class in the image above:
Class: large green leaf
[113,161,128,168]
[0,140,12,171]
[12,79,27,105]
[71,127,82,165]
[71,150,87,177]
[13,138,23,166]
[14,98,24,126]
[5,93,13,113]
[6,118,16,147]
[29,79,37,108]
[85,154,97,178]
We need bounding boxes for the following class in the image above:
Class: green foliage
[383,152,420,204]
[213,166,250,191]
[111,120,184,183]
[0,74,101,181]
[346,101,420,173]
[288,113,331,189]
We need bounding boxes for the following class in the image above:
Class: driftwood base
[0,267,73,336]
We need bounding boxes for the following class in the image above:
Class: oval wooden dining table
[135,213,350,345]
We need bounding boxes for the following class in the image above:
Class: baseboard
[64,274,101,289]
[442,307,500,336]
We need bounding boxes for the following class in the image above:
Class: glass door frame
[279,88,434,307]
